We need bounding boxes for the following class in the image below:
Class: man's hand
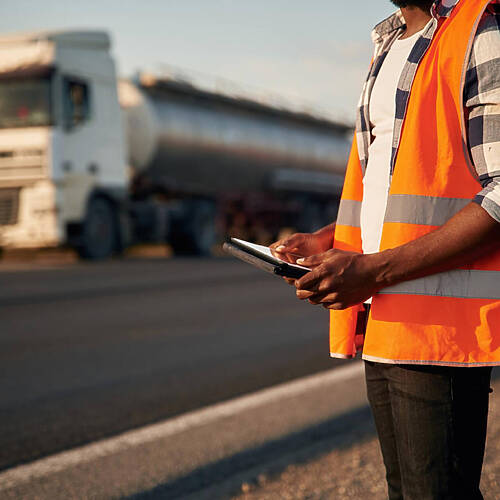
[270,223,336,285]
[270,232,329,263]
[294,249,380,309]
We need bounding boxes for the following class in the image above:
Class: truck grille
[0,189,20,226]
[0,149,45,179]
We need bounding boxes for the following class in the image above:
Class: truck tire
[169,200,216,256]
[77,197,117,260]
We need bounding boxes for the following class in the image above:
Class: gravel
[232,378,500,500]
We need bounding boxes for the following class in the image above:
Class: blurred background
[0,0,396,259]
[4,2,498,500]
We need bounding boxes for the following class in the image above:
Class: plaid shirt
[356,0,500,223]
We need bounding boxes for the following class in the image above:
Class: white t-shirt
[361,29,424,301]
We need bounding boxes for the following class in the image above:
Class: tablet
[223,237,311,279]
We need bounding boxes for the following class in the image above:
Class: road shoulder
[230,376,500,500]
[0,364,367,499]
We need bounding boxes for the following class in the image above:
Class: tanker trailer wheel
[169,199,216,256]
[77,197,117,260]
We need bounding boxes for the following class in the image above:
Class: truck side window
[62,78,90,130]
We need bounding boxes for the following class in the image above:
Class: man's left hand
[295,249,380,309]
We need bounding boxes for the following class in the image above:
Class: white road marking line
[0,362,364,491]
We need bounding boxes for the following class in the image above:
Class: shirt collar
[371,0,460,43]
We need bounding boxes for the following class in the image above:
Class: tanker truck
[0,30,351,258]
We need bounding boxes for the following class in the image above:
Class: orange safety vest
[330,0,500,366]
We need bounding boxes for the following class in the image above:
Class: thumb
[296,253,323,267]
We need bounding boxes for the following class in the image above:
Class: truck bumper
[0,180,60,249]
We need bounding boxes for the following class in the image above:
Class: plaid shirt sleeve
[466,5,500,223]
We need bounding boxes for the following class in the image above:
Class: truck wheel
[77,197,117,260]
[169,200,216,256]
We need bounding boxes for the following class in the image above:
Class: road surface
[0,257,343,471]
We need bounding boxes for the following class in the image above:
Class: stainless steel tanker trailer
[0,30,351,258]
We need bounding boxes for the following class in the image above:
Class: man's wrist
[363,247,399,290]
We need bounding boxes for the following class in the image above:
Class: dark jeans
[365,360,492,500]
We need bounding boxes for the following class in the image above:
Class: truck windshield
[0,78,52,128]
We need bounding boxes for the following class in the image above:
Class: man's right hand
[269,223,336,284]
[269,233,326,262]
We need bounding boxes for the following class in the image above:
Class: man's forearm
[369,202,500,290]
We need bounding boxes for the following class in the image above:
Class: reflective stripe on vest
[384,194,470,226]
[336,199,362,227]
[379,269,500,300]
[337,193,472,233]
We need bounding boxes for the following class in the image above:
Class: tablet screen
[231,238,311,272]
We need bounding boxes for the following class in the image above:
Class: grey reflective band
[336,199,361,227]
[384,194,470,226]
[379,269,500,300]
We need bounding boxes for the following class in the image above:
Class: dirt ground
[232,378,500,500]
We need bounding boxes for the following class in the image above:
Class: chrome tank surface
[119,78,351,196]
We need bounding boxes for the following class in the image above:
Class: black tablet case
[222,240,310,279]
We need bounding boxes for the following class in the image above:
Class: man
[271,1,500,498]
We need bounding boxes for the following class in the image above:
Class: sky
[0,1,395,122]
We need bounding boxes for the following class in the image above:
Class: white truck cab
[0,29,352,259]
[0,30,127,256]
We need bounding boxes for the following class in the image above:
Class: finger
[295,268,324,290]
[282,251,302,264]
[308,296,324,305]
[270,243,289,252]
[276,245,301,255]
[308,298,323,305]
[270,239,290,252]
[296,278,333,300]
[304,289,337,305]
[283,277,296,285]
[297,249,336,268]
[296,289,315,300]
[296,254,322,267]
[271,247,287,259]
[318,292,340,304]
[271,244,299,259]
[322,302,335,309]
[272,234,306,253]
[299,248,346,267]
[274,240,297,252]
[269,240,286,256]
[322,302,344,310]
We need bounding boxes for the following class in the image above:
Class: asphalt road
[0,257,342,472]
